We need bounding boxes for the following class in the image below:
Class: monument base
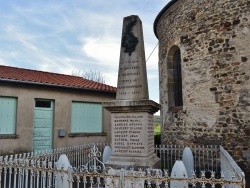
[105,153,160,169]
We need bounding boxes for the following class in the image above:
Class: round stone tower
[154,0,250,175]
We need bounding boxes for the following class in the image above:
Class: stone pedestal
[103,100,160,168]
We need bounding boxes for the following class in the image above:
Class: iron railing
[155,145,220,174]
[0,143,108,188]
[0,144,246,188]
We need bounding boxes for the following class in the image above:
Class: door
[33,100,54,152]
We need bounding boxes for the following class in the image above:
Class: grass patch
[154,124,161,135]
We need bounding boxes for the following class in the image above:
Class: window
[35,100,51,108]
[167,46,183,110]
[0,97,17,134]
[71,102,102,133]
[173,49,183,107]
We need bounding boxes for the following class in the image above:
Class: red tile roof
[0,65,116,93]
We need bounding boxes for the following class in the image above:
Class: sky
[0,0,170,104]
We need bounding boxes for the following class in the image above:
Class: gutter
[153,0,180,39]
[0,78,116,94]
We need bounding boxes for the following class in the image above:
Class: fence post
[55,154,71,188]
[103,146,112,163]
[120,168,125,188]
[0,156,2,186]
[220,146,245,188]
[170,160,188,188]
[67,167,73,188]
[182,147,194,178]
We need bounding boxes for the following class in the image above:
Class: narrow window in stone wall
[167,46,183,110]
[173,49,183,107]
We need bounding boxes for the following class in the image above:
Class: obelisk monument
[103,15,160,168]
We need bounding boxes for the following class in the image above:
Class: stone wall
[155,0,250,174]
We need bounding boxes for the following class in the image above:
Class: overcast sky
[0,0,170,104]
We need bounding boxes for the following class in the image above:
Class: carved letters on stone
[121,18,138,56]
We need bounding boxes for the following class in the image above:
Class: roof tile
[0,65,116,93]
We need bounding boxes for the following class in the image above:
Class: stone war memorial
[103,15,160,168]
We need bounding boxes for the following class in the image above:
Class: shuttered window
[71,102,102,133]
[0,97,17,134]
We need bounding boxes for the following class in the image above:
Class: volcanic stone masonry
[154,0,250,175]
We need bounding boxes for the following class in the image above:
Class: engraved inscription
[118,61,142,97]
[147,114,154,154]
[112,114,155,155]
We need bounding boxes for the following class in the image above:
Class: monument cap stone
[116,15,149,100]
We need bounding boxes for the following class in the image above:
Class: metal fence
[0,144,245,188]
[155,145,220,174]
[0,143,108,188]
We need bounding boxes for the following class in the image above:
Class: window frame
[70,101,103,134]
[0,96,18,137]
[173,49,183,107]
[167,46,183,111]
